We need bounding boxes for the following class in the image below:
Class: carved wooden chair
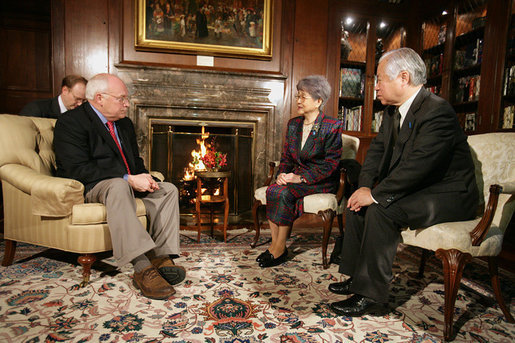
[401,132,514,340]
[250,133,360,269]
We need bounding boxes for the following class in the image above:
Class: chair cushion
[303,193,338,214]
[401,218,504,257]
[255,186,338,214]
[254,186,268,204]
[71,199,147,225]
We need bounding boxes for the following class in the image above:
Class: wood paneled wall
[0,1,52,114]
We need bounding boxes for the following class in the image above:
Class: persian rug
[0,228,514,343]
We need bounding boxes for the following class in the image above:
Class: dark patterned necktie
[393,109,401,142]
[106,121,131,174]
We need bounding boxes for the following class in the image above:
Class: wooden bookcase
[329,12,406,162]
[421,0,513,134]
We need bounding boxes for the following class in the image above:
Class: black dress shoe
[256,250,272,262]
[328,277,353,295]
[259,249,288,268]
[330,294,385,317]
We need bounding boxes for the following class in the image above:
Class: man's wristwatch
[300,176,306,183]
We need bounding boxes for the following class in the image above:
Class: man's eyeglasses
[102,93,130,104]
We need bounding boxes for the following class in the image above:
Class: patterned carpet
[0,227,514,342]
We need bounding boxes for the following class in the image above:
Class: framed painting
[136,0,272,59]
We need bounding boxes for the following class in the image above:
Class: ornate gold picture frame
[136,0,272,59]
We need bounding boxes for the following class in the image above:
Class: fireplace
[150,118,254,217]
[115,64,287,224]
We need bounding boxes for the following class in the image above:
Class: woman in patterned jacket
[257,75,343,268]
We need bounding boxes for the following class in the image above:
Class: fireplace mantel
[115,64,287,190]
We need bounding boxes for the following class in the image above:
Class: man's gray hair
[379,48,427,86]
[85,74,110,101]
[297,75,332,109]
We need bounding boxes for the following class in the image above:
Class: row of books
[339,68,364,98]
[455,75,480,103]
[454,38,483,70]
[502,105,515,129]
[338,106,362,131]
[503,65,515,97]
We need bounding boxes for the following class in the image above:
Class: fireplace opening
[149,118,254,225]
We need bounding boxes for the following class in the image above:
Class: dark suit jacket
[20,96,62,118]
[54,102,148,194]
[360,87,478,227]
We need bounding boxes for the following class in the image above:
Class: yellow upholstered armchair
[250,133,360,269]
[0,114,159,286]
[401,132,514,340]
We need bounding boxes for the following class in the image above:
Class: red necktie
[106,121,131,174]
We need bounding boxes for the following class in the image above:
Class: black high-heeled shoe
[258,249,288,268]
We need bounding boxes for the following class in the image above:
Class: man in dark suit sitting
[54,73,185,300]
[328,48,478,316]
[20,74,88,118]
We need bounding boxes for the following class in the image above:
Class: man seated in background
[20,74,87,118]
[54,73,185,300]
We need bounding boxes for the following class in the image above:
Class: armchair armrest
[470,184,502,246]
[150,170,165,182]
[0,164,84,217]
[500,181,515,194]
[336,159,361,204]
[263,161,279,187]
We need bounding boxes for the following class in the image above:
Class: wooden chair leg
[488,257,515,323]
[2,239,17,266]
[250,200,262,248]
[418,249,430,278]
[78,254,96,288]
[435,248,472,341]
[319,209,335,269]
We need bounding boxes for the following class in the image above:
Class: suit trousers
[85,178,181,267]
[338,203,408,303]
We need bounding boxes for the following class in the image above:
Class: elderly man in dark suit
[54,73,185,300]
[20,75,88,118]
[329,48,478,316]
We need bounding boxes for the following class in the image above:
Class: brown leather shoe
[151,256,187,285]
[132,265,176,300]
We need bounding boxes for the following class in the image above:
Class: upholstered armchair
[250,133,360,269]
[401,132,514,341]
[0,114,161,286]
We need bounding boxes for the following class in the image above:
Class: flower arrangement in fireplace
[187,136,227,175]
[200,144,227,172]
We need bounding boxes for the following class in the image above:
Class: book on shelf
[503,65,515,96]
[371,110,383,133]
[426,85,441,95]
[502,105,515,129]
[455,75,480,103]
[340,67,364,98]
[438,24,446,44]
[424,53,443,77]
[464,112,476,132]
[338,105,362,131]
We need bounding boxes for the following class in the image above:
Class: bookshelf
[420,0,513,134]
[337,16,405,137]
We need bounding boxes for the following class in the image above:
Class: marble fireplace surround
[116,64,287,190]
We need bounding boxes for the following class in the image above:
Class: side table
[195,171,231,242]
